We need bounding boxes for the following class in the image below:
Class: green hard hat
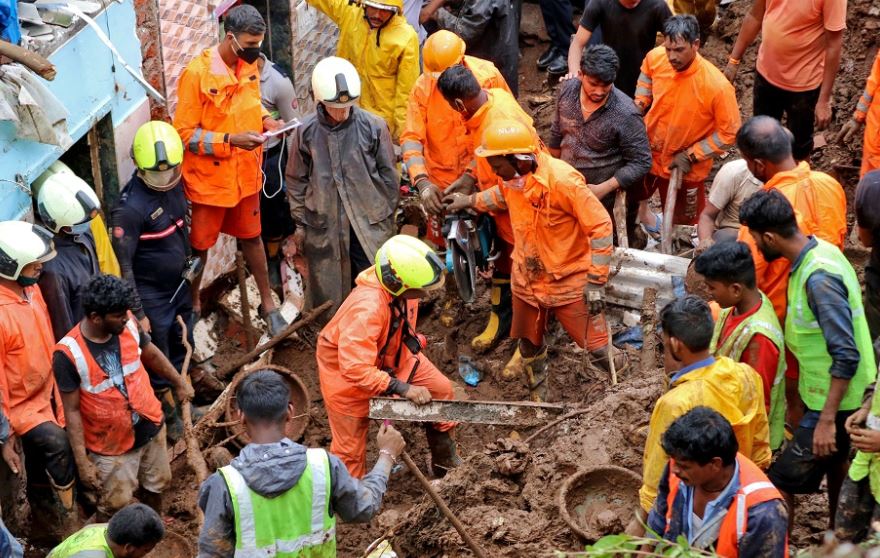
[132,121,184,171]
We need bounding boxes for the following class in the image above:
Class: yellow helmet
[362,0,402,13]
[423,31,466,75]
[375,235,445,296]
[474,119,538,158]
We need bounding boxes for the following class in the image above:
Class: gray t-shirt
[708,159,763,230]
[259,55,297,149]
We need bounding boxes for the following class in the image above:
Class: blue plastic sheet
[0,0,20,45]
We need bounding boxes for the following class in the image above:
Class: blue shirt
[681,460,740,543]
[670,356,716,384]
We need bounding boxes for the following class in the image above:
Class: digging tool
[235,251,257,351]
[613,188,628,249]
[400,451,489,558]
[369,397,564,426]
[660,167,682,255]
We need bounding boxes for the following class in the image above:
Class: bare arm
[815,29,844,129]
[59,390,97,487]
[729,0,765,62]
[566,26,593,78]
[697,202,722,242]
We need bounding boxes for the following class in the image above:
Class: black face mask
[232,35,261,64]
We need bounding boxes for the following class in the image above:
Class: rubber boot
[524,348,549,402]
[471,275,512,352]
[501,347,524,380]
[425,426,463,478]
[49,476,79,538]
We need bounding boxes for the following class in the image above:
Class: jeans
[539,0,575,53]
[753,71,821,161]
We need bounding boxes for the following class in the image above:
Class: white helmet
[33,162,100,233]
[0,221,56,280]
[311,57,361,108]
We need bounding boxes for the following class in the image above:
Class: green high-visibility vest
[48,524,111,557]
[710,292,787,450]
[220,448,337,557]
[849,388,880,503]
[785,238,876,412]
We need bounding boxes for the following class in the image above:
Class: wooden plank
[369,397,565,426]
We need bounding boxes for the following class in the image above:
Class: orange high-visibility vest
[55,315,162,456]
[665,454,787,558]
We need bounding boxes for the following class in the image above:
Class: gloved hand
[836,118,863,144]
[668,151,693,175]
[443,173,477,197]
[443,192,475,213]
[583,282,606,315]
[416,179,445,215]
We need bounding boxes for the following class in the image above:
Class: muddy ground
[13,1,880,556]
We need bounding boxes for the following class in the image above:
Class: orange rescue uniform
[0,284,64,436]
[464,88,540,246]
[473,151,614,350]
[316,268,454,477]
[635,47,741,183]
[854,51,880,177]
[737,161,847,323]
[173,48,267,209]
[401,55,510,189]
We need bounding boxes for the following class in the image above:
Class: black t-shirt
[580,0,672,97]
[53,328,162,450]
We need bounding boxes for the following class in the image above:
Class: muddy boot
[425,426,463,478]
[589,344,630,377]
[49,476,79,538]
[501,347,524,380]
[524,348,549,402]
[471,275,512,352]
[156,387,184,444]
[439,298,458,328]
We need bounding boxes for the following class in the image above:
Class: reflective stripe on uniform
[189,128,204,154]
[57,338,115,394]
[592,253,612,266]
[401,140,423,154]
[736,481,776,540]
[590,235,613,250]
[222,466,259,548]
[637,72,652,84]
[408,156,426,168]
[307,449,327,532]
[635,87,651,97]
[204,132,216,156]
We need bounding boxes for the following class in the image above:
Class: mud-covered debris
[486,438,531,476]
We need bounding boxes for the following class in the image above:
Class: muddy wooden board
[369,397,565,426]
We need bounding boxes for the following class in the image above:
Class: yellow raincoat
[307,0,420,140]
[639,356,772,511]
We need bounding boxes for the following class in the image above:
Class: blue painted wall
[0,0,148,220]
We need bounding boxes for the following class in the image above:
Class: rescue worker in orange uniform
[444,119,623,402]
[402,32,512,351]
[735,116,847,324]
[838,50,880,177]
[172,5,287,336]
[647,407,788,557]
[306,0,419,141]
[633,15,741,237]
[53,274,194,521]
[435,64,535,352]
[0,220,77,543]
[316,235,460,478]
